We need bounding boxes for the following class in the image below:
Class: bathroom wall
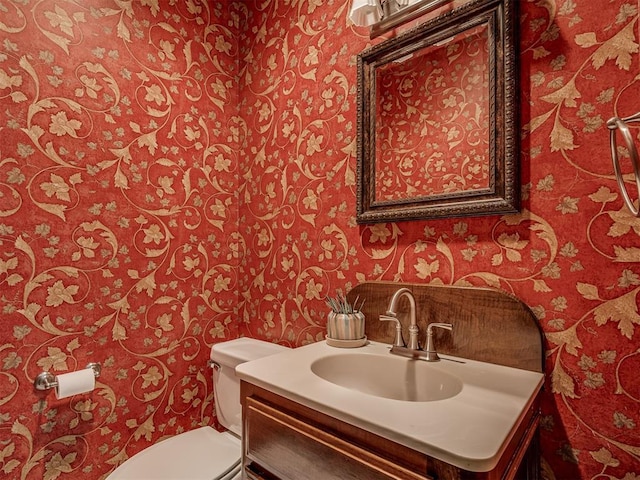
[238,1,640,479]
[1,1,638,479]
[0,1,240,479]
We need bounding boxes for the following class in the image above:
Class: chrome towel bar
[607,112,640,217]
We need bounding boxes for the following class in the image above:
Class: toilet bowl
[105,427,241,480]
[106,337,289,480]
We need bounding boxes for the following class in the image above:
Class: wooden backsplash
[347,282,543,373]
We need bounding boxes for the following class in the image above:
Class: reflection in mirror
[356,0,519,223]
[375,24,490,201]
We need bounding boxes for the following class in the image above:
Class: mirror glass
[356,0,518,223]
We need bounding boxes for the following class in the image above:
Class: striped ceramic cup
[327,312,365,340]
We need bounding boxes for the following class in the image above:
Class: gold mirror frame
[356,0,519,223]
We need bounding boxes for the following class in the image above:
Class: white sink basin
[311,353,463,402]
[236,340,544,472]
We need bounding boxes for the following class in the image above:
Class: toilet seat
[106,427,242,480]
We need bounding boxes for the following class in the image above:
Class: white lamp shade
[349,0,383,26]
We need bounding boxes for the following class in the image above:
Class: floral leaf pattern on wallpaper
[1,0,639,479]
[1,1,239,479]
[376,24,490,200]
[239,1,640,479]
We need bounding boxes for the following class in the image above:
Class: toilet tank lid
[210,337,289,367]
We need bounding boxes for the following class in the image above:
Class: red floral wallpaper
[376,24,490,200]
[0,1,240,479]
[239,1,640,479]
[0,0,639,479]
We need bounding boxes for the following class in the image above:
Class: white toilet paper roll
[55,368,95,399]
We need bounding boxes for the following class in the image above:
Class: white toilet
[106,337,289,480]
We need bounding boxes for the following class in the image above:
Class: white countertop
[236,339,544,472]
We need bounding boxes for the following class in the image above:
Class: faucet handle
[423,323,453,361]
[427,322,452,334]
[379,314,406,348]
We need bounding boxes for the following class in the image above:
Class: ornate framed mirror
[356,0,519,223]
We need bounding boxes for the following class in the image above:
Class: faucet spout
[386,288,419,350]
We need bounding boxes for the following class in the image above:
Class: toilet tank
[210,337,289,435]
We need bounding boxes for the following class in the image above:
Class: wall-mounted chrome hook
[34,363,101,391]
[607,113,640,217]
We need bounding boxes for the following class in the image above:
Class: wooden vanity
[242,382,540,480]
[239,282,544,480]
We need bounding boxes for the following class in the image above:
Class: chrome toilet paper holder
[33,362,101,391]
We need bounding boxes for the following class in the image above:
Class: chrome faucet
[380,288,453,362]
[381,288,420,350]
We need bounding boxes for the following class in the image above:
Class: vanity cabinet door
[242,384,432,480]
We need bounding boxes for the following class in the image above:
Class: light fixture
[349,0,383,27]
[351,0,454,38]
